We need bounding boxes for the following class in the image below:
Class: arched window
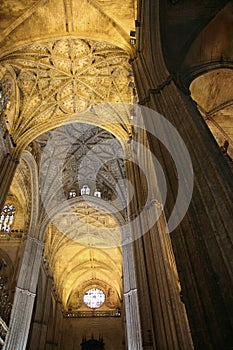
[68,190,77,199]
[0,205,15,233]
[94,189,101,198]
[83,288,105,309]
[81,185,90,195]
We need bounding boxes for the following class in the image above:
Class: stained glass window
[83,288,105,309]
[94,189,101,198]
[81,185,90,195]
[68,190,77,199]
[0,205,15,233]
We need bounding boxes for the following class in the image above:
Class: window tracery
[0,205,15,233]
[83,288,105,309]
[94,189,101,198]
[81,185,91,196]
[68,190,77,199]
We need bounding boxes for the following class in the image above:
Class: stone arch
[0,0,136,59]
[189,68,233,160]
[21,150,39,237]
[180,1,233,90]
[39,195,126,243]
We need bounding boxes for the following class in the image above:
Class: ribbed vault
[41,123,126,313]
[190,69,233,159]
[0,0,136,56]
[44,217,123,312]
[0,38,135,152]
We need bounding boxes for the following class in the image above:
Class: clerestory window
[0,205,15,233]
[81,185,90,195]
[68,190,77,199]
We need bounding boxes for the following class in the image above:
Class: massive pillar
[125,147,193,349]
[132,1,233,348]
[123,241,143,350]
[3,237,43,350]
[27,262,63,350]
[27,265,53,350]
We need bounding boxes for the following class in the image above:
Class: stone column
[132,1,233,348]
[123,242,143,350]
[27,263,54,350]
[125,141,193,349]
[3,236,43,350]
[44,293,63,350]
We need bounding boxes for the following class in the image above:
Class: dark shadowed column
[132,1,233,348]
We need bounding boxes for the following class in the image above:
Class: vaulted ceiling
[0,0,136,314]
[0,0,136,155]
[190,69,233,159]
[1,0,232,316]
[38,123,127,311]
[44,215,123,311]
[0,0,137,56]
